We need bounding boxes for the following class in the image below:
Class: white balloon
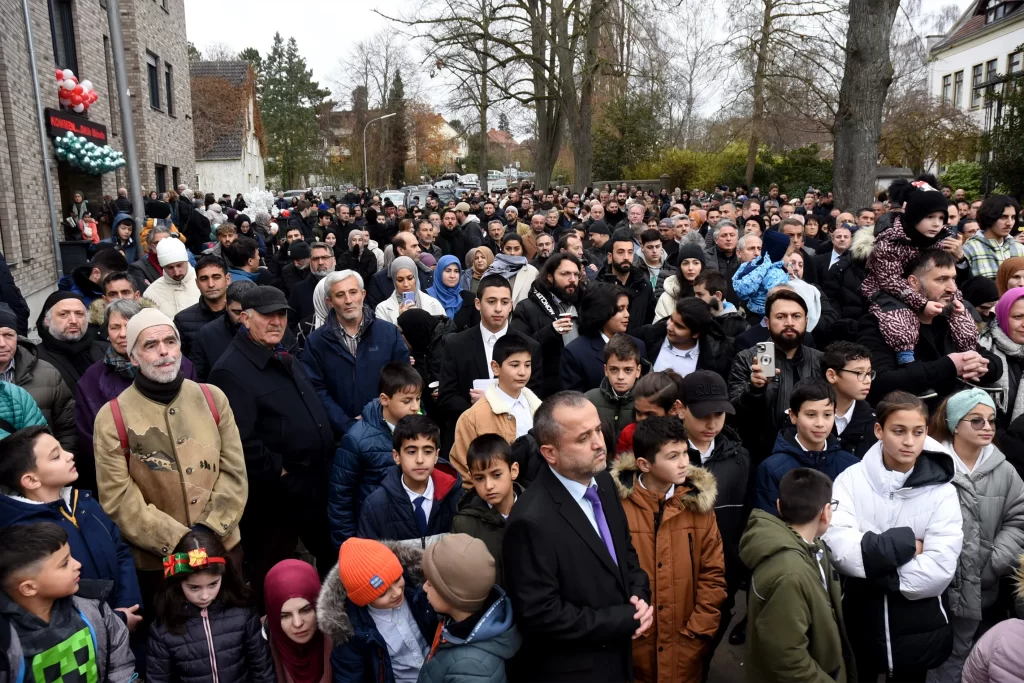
[59,98,71,107]
[61,69,74,81]
[80,80,92,92]
[62,79,75,91]
[73,103,84,113]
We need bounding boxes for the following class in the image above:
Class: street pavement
[707,594,747,682]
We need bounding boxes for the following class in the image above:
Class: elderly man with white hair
[93,307,247,592]
[144,237,201,318]
[302,270,410,437]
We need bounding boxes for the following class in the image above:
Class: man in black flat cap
[207,285,335,596]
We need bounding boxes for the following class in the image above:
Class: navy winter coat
[147,602,275,683]
[302,309,409,436]
[356,462,462,547]
[560,334,646,393]
[0,489,142,612]
[329,399,397,550]
[754,429,859,514]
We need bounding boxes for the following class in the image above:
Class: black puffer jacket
[689,426,750,595]
[173,297,223,359]
[510,282,570,398]
[147,602,275,683]
[822,228,873,324]
[595,263,656,331]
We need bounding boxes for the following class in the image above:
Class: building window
[49,0,79,74]
[953,70,964,107]
[1011,51,1022,74]
[147,52,160,109]
[172,167,180,189]
[155,165,167,194]
[986,58,999,97]
[986,2,1009,23]
[942,75,952,104]
[164,63,174,116]
[972,63,984,108]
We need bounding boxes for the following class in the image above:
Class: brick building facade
[0,0,194,313]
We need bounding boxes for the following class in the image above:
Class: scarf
[103,344,136,379]
[485,253,527,280]
[426,255,464,318]
[996,287,1024,338]
[981,321,1024,421]
[390,256,422,307]
[313,277,330,329]
[264,560,326,683]
[243,326,292,367]
[134,369,184,404]
[37,324,98,377]
[147,250,164,276]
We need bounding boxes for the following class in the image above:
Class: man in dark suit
[437,274,543,444]
[503,391,653,683]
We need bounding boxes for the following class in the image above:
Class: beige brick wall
[0,0,194,302]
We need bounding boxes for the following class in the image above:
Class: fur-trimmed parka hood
[87,296,158,326]
[849,227,875,264]
[611,452,718,514]
[316,540,424,645]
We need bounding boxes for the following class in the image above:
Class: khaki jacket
[451,383,541,488]
[94,380,247,570]
[612,454,727,683]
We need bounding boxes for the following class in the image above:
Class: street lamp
[363,112,397,190]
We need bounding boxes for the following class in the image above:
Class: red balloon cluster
[55,68,99,114]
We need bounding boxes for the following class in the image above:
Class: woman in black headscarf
[396,308,455,423]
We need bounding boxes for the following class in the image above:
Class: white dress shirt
[652,338,699,377]
[834,401,856,436]
[689,438,715,464]
[480,322,509,378]
[829,249,842,269]
[638,473,675,500]
[494,386,533,439]
[367,598,428,683]
[549,465,600,535]
[401,472,435,522]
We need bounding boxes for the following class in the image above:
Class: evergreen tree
[388,72,409,187]
[237,47,263,82]
[260,33,329,189]
[498,112,511,133]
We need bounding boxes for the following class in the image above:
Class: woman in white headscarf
[374,256,445,324]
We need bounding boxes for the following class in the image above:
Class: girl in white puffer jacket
[824,391,964,682]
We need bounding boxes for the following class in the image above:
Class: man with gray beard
[35,291,107,391]
[288,241,336,328]
[93,308,247,611]
[210,285,335,599]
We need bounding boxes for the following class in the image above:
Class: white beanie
[156,237,188,267]
[126,308,178,357]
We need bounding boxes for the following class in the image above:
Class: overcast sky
[184,0,977,117]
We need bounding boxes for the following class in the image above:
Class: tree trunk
[528,0,562,189]
[477,14,490,192]
[746,0,772,187]
[833,0,900,209]
[557,0,604,191]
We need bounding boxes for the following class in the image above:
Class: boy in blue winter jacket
[754,379,858,514]
[329,363,424,550]
[357,415,462,549]
[0,426,142,630]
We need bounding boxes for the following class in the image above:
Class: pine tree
[388,72,409,187]
[260,34,329,189]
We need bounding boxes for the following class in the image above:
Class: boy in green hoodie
[740,468,856,683]
[585,334,640,442]
[450,434,523,586]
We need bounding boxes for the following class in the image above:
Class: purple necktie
[582,486,618,566]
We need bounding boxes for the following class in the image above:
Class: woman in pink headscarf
[264,560,332,683]
[980,286,1024,471]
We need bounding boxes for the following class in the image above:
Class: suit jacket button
[177,437,186,445]
[190,497,199,504]
[169,408,176,415]
[186,467,194,474]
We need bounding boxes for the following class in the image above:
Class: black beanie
[36,291,84,330]
[0,303,18,333]
[903,185,948,236]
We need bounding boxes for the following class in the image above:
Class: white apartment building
[927,0,1024,128]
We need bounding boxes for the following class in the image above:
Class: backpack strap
[199,384,220,425]
[109,398,131,465]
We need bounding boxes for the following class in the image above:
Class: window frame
[953,70,964,108]
[155,164,167,195]
[48,0,79,75]
[971,63,984,108]
[942,74,952,105]
[146,51,161,110]
[164,62,175,116]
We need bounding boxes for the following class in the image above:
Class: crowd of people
[0,175,1023,683]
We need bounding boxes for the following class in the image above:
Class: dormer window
[986,1,1020,23]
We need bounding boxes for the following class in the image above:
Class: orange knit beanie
[337,537,403,607]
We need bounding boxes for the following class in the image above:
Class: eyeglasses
[960,417,997,431]
[839,369,876,383]
[830,499,839,511]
